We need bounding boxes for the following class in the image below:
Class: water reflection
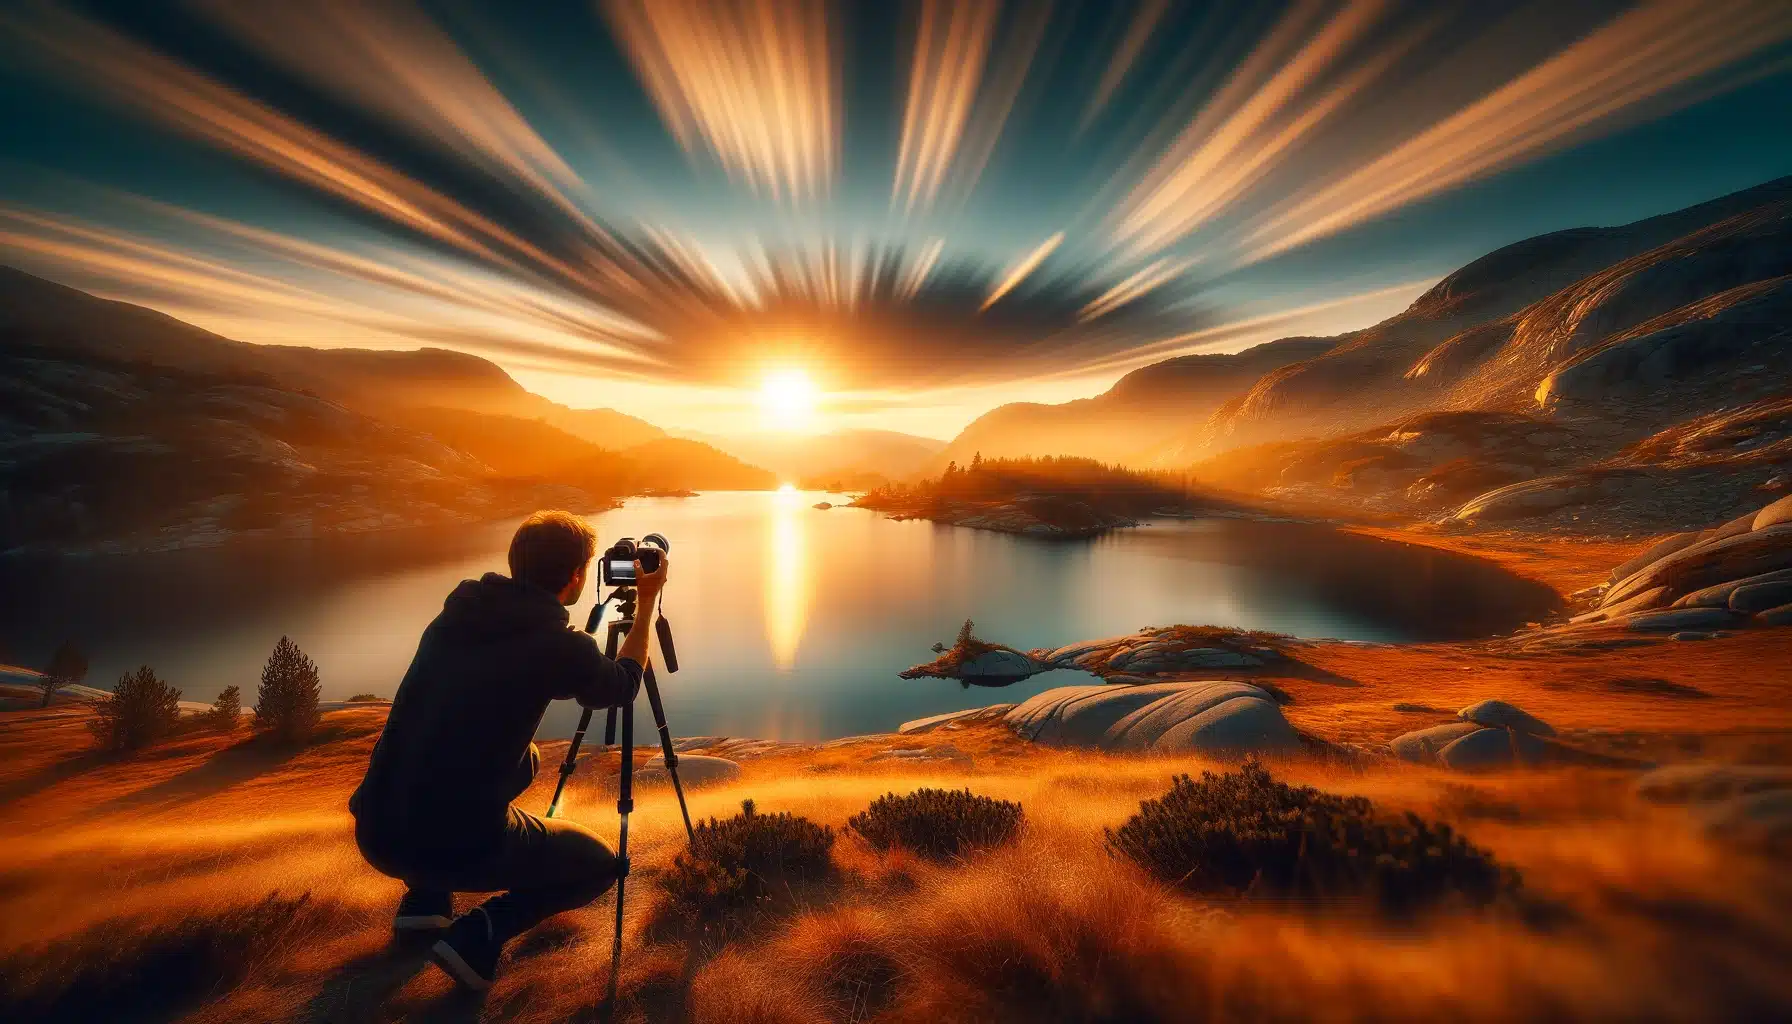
[764,485,811,670]
[0,493,1560,740]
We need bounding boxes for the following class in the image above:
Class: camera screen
[607,558,635,579]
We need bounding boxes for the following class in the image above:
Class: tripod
[544,585,695,1016]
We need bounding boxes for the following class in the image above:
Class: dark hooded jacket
[350,572,641,867]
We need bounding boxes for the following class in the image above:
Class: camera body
[601,532,668,586]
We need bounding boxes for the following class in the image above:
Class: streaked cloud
[603,0,838,201]
[1239,0,1792,261]
[982,233,1063,310]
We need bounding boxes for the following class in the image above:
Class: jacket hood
[439,572,570,638]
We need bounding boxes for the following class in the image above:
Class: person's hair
[508,510,597,595]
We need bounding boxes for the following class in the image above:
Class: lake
[0,490,1558,740]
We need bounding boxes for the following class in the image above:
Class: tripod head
[583,586,677,673]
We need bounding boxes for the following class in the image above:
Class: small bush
[0,892,336,1024]
[661,800,835,916]
[88,666,182,752]
[253,636,320,743]
[345,692,382,702]
[1107,760,1518,916]
[848,788,1024,860]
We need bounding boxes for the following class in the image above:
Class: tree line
[29,636,324,753]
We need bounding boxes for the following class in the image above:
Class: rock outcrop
[1526,495,1792,643]
[1002,680,1300,755]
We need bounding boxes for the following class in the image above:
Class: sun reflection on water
[764,487,812,670]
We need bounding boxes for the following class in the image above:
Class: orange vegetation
[4,677,1792,1022]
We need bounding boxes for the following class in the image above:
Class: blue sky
[2,0,1789,436]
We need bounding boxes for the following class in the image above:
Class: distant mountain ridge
[685,428,947,484]
[0,265,668,451]
[930,336,1335,471]
[0,266,775,550]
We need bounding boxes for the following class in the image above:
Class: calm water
[0,491,1556,740]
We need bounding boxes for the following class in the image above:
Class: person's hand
[634,550,669,601]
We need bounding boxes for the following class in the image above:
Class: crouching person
[349,510,669,990]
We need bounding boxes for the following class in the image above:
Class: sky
[2,0,1790,439]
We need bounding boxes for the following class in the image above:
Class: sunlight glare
[758,368,819,431]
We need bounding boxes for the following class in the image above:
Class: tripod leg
[641,668,695,842]
[607,697,633,1017]
[546,707,592,819]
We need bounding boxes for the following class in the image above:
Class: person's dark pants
[360,808,619,946]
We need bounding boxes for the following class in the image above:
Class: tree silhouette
[90,666,182,752]
[204,685,242,732]
[42,640,89,708]
[955,618,977,650]
[254,636,321,743]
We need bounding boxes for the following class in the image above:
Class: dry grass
[2,689,1791,1022]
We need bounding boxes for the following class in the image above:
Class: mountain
[930,337,1335,471]
[690,429,947,484]
[1186,176,1792,458]
[1182,176,1792,533]
[0,265,668,451]
[0,268,776,550]
[617,437,776,490]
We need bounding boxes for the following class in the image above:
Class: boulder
[1454,475,1590,521]
[1642,524,1792,600]
[1625,607,1743,632]
[1390,722,1484,764]
[1103,681,1276,750]
[1579,584,1667,621]
[639,753,740,788]
[1758,603,1792,626]
[1004,683,1189,746]
[1437,727,1548,771]
[1730,579,1792,614]
[1458,699,1556,736]
[1754,494,1792,532]
[1635,763,1792,804]
[898,704,1016,735]
[958,649,1041,680]
[1151,696,1301,756]
[1669,567,1792,609]
[1607,531,1701,586]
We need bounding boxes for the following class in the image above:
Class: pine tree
[42,640,89,708]
[205,685,242,731]
[90,666,182,752]
[970,451,982,471]
[254,636,321,743]
[955,618,976,650]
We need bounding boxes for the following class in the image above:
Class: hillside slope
[933,336,1334,470]
[0,266,667,450]
[1193,176,1792,456]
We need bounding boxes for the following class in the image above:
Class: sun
[758,368,819,431]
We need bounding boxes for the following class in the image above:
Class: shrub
[848,788,1024,860]
[41,639,88,708]
[253,636,320,743]
[202,685,241,732]
[0,893,337,1024]
[346,692,382,703]
[1106,760,1518,916]
[661,800,835,916]
[88,666,182,752]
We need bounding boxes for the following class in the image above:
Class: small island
[851,454,1227,538]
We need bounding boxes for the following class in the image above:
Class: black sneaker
[430,907,501,991]
[393,889,453,935]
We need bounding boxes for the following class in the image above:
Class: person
[349,509,668,991]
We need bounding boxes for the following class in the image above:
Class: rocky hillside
[0,265,667,450]
[0,271,778,551]
[1191,176,1791,457]
[931,337,1334,470]
[688,428,946,485]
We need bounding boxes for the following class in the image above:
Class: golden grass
[3,685,1791,1022]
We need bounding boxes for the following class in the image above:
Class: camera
[601,532,668,585]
